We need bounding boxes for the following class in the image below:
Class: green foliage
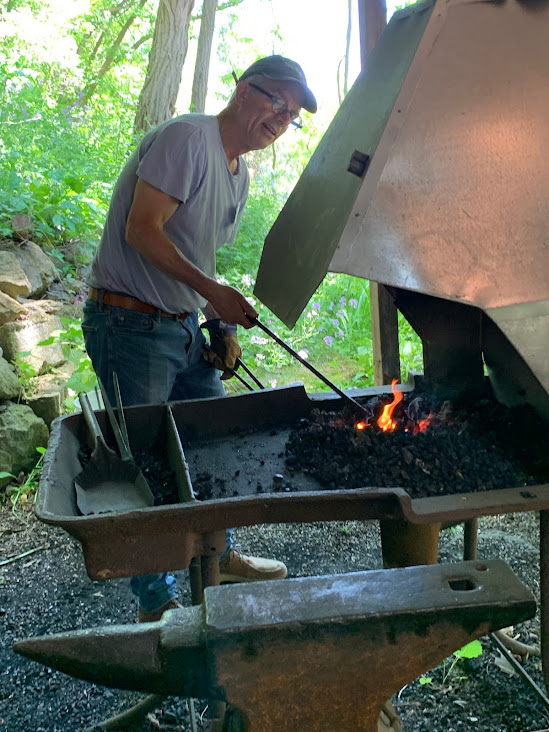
[0,0,424,401]
[441,640,483,684]
[0,1,141,247]
[8,447,46,518]
[419,640,484,689]
[14,352,38,399]
[37,317,97,410]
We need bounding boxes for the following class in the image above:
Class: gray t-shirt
[88,114,249,313]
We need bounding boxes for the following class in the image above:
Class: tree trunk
[190,0,217,113]
[134,0,196,132]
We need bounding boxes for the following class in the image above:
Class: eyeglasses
[247,82,303,129]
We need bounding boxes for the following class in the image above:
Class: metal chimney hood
[254,0,549,403]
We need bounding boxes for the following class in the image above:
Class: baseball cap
[238,55,317,114]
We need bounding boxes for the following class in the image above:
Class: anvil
[14,560,535,731]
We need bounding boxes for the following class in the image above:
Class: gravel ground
[1,499,549,731]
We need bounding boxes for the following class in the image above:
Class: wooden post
[358,0,400,386]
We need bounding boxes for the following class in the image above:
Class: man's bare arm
[125,178,257,327]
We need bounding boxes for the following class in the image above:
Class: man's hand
[202,319,242,380]
[205,283,257,329]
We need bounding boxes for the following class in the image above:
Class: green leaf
[454,640,483,660]
[64,175,85,193]
[0,471,16,480]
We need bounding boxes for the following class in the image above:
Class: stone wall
[0,237,74,484]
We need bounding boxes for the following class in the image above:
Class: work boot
[138,598,183,623]
[219,549,287,583]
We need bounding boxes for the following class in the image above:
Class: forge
[14,0,549,729]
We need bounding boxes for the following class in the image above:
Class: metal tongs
[247,316,368,417]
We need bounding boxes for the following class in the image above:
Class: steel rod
[249,316,367,416]
[230,369,255,391]
[236,358,265,389]
[490,632,549,712]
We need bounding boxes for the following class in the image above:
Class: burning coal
[285,387,548,499]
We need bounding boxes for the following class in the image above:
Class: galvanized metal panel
[332,0,549,305]
[253,0,435,328]
[485,300,549,396]
[331,0,549,394]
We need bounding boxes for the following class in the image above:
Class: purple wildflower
[324,336,333,347]
[349,298,358,308]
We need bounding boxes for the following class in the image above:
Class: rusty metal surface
[36,385,549,580]
[14,560,535,731]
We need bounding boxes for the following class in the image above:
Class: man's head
[238,55,317,114]
[218,55,316,158]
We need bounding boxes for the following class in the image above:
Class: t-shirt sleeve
[136,123,206,203]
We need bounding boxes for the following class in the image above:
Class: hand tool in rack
[248,315,369,417]
[74,389,155,516]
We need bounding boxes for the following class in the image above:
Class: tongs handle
[248,316,366,416]
[97,379,132,460]
[236,358,265,389]
[112,373,131,454]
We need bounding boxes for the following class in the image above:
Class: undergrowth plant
[0,446,46,518]
[37,317,97,410]
[419,640,484,688]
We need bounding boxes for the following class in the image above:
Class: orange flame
[355,421,367,431]
[378,379,403,432]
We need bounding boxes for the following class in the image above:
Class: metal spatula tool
[74,390,155,516]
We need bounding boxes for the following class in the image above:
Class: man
[82,55,317,622]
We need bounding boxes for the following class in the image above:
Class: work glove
[201,318,242,380]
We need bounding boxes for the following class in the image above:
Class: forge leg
[463,518,478,560]
[198,535,225,731]
[540,510,549,691]
[379,519,441,568]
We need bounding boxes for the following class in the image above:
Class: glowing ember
[377,379,404,432]
[355,421,367,431]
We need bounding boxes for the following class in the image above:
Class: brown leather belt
[88,287,189,320]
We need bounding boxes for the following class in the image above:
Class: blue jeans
[82,296,233,612]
